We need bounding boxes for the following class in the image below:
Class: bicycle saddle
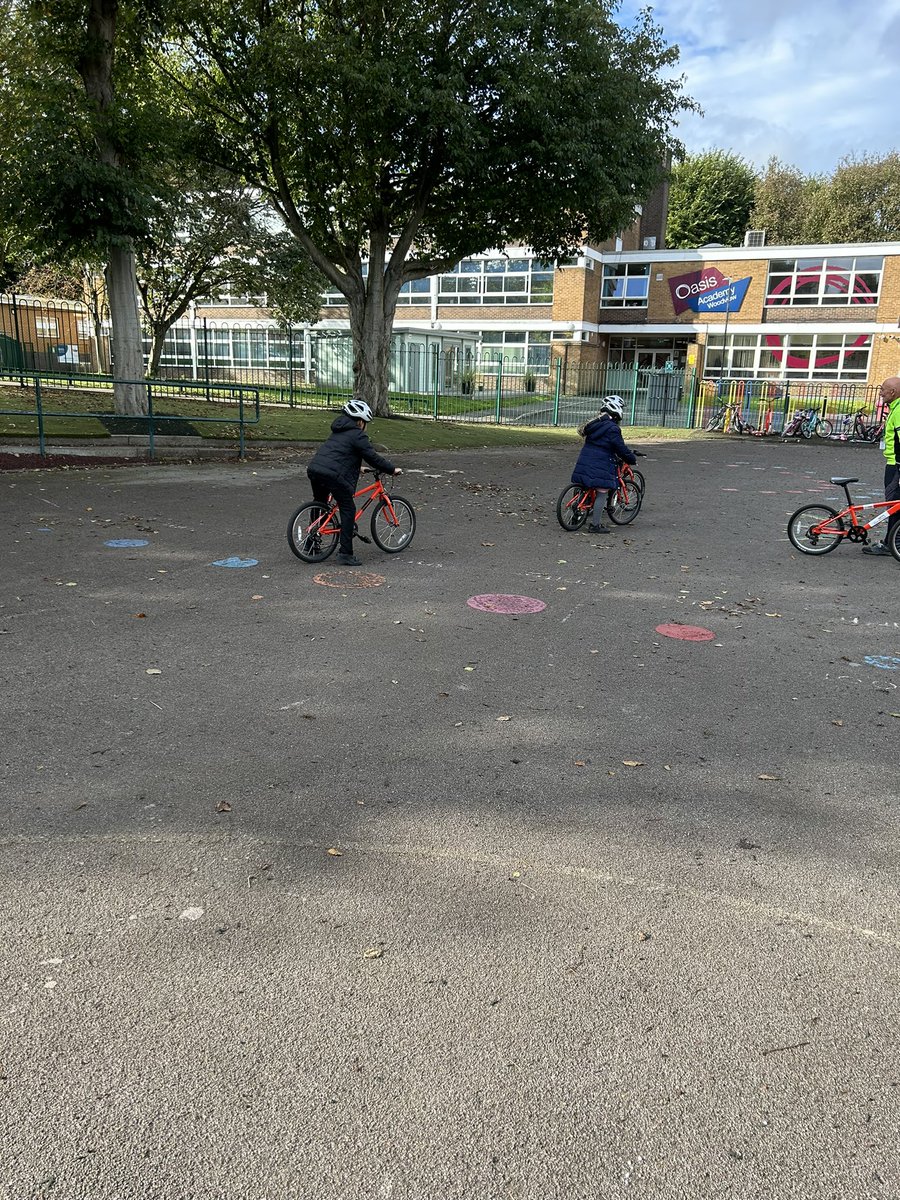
[830,476,859,486]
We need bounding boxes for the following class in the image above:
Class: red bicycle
[287,470,416,562]
[787,475,900,560]
[556,460,645,530]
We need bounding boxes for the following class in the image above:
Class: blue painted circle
[863,655,900,671]
[212,557,258,568]
[105,538,149,548]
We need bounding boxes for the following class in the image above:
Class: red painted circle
[656,623,716,642]
[467,594,547,614]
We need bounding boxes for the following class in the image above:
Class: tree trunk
[148,321,168,378]
[105,244,148,414]
[347,237,401,417]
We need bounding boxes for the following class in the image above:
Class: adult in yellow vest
[862,375,900,557]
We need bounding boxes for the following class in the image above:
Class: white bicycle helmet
[343,398,374,423]
[600,395,625,419]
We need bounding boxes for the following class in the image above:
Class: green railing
[0,372,261,459]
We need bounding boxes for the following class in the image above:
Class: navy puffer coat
[571,415,637,490]
[307,414,396,492]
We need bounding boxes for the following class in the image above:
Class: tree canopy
[749,158,825,246]
[164,0,690,410]
[666,150,756,249]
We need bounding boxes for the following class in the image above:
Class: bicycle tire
[888,519,900,563]
[371,495,416,552]
[786,504,844,555]
[556,485,590,531]
[705,411,725,432]
[814,418,833,438]
[287,501,339,562]
[606,480,643,525]
[630,469,646,493]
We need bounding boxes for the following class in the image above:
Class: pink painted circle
[656,622,716,642]
[468,593,547,615]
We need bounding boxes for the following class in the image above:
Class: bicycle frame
[569,463,641,514]
[809,497,900,540]
[308,475,398,536]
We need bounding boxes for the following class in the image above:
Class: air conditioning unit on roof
[577,256,595,270]
[744,229,766,247]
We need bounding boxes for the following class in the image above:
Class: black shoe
[336,552,362,566]
[862,543,891,556]
[586,523,610,534]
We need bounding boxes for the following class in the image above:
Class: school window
[765,257,883,307]
[34,318,59,337]
[438,259,555,305]
[478,330,553,373]
[707,332,872,380]
[600,263,650,308]
[396,277,431,306]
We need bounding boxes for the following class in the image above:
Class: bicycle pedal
[356,534,372,544]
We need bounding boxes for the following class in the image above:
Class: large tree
[0,0,172,413]
[749,158,825,246]
[815,153,900,243]
[165,0,688,414]
[666,150,756,250]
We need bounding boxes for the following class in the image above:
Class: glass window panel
[769,260,795,275]
[530,274,553,295]
[456,276,479,293]
[602,279,626,300]
[485,277,504,292]
[249,330,267,365]
[852,272,880,299]
[504,275,527,291]
[460,260,481,274]
[854,256,883,271]
[231,331,249,364]
[624,278,649,297]
[530,330,551,344]
[841,350,869,372]
[484,259,505,273]
[504,331,526,343]
[824,257,854,270]
[507,259,528,272]
[439,277,457,292]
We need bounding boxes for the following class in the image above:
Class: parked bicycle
[782,407,832,439]
[828,404,887,443]
[705,400,755,435]
[556,459,645,529]
[287,469,416,562]
[787,475,900,561]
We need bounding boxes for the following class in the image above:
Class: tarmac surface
[1,436,898,1200]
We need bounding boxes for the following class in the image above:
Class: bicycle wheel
[371,495,416,552]
[556,485,590,530]
[607,479,643,525]
[888,519,900,563]
[814,418,833,438]
[705,410,725,432]
[287,502,339,562]
[786,504,844,555]
[630,469,646,493]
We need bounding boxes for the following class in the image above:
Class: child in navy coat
[571,396,637,533]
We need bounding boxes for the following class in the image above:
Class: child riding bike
[571,396,638,533]
[306,398,402,566]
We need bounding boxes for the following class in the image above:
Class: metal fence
[695,377,884,434]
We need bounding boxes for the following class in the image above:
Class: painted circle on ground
[467,594,547,615]
[212,557,258,568]
[656,622,716,642]
[863,655,900,671]
[105,538,149,548]
[314,570,385,588]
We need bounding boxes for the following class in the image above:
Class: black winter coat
[571,416,636,490]
[307,414,396,491]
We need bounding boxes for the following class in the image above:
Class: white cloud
[616,0,900,173]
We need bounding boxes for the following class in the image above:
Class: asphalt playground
[1,435,898,1200]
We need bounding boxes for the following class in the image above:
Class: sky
[615,0,900,175]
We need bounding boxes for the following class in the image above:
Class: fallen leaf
[216,800,232,813]
[480,542,495,547]
[326,847,343,857]
[622,760,644,767]
[133,613,147,619]
[496,715,511,722]
[509,871,521,879]
[251,594,263,600]
[438,692,450,697]
[758,773,781,781]
[464,666,476,672]
[891,713,900,719]
[363,945,383,959]
[638,930,652,942]
[145,668,162,675]
[764,612,782,618]
[663,765,671,771]
[831,719,844,727]
[574,760,586,767]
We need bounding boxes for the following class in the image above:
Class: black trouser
[886,464,900,543]
[307,469,356,555]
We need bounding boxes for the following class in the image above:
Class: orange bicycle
[556,460,645,530]
[287,470,416,562]
[787,475,900,560]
